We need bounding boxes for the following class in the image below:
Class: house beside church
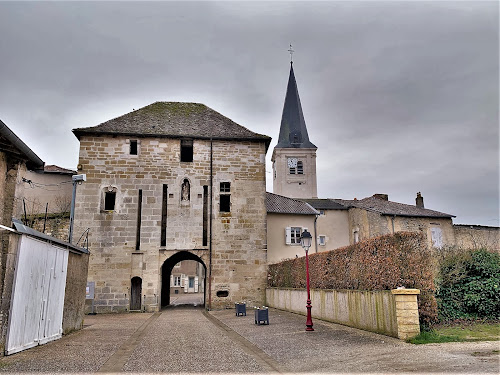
[267,63,461,264]
[72,102,271,312]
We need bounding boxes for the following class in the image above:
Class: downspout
[208,138,213,310]
[314,214,319,254]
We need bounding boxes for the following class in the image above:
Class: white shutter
[170,275,174,287]
[285,227,291,245]
[180,274,185,287]
[194,276,199,293]
[431,227,443,248]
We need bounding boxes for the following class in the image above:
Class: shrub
[436,248,499,321]
[268,232,438,325]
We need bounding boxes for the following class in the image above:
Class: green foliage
[268,232,438,325]
[408,330,461,344]
[436,248,500,321]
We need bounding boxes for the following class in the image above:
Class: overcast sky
[0,1,498,226]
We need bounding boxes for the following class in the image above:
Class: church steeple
[272,61,318,199]
[276,63,317,149]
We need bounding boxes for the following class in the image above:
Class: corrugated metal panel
[5,235,69,355]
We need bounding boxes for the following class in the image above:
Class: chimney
[416,192,424,208]
[373,194,388,201]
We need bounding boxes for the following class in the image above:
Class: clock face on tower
[287,158,298,168]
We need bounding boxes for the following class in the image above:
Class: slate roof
[337,196,455,218]
[73,102,271,149]
[300,198,348,210]
[266,192,319,215]
[275,64,317,149]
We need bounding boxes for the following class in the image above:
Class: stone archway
[161,251,207,308]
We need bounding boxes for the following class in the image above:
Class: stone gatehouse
[72,102,271,312]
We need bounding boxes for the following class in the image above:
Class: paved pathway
[0,308,498,374]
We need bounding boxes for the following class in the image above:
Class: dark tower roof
[275,64,317,149]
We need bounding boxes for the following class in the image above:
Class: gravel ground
[122,307,264,373]
[210,308,500,374]
[0,313,152,374]
[0,307,498,374]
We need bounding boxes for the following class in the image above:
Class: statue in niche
[181,179,190,201]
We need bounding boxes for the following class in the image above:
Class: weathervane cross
[288,43,294,63]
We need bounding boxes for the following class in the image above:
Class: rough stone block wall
[75,135,267,312]
[454,225,500,251]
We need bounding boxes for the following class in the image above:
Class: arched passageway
[161,251,206,308]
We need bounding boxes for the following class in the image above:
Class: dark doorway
[130,277,142,311]
[161,251,206,308]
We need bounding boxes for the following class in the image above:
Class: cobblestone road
[0,307,498,374]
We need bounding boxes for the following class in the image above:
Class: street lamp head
[72,174,86,183]
[301,230,312,251]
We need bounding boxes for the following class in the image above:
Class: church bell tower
[272,61,318,199]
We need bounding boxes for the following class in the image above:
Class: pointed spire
[275,63,316,149]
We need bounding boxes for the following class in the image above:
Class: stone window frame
[125,139,140,156]
[101,185,119,212]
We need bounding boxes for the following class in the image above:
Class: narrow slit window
[136,189,142,250]
[180,139,193,162]
[130,140,138,155]
[161,184,168,246]
[104,192,116,211]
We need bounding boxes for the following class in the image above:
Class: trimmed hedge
[268,232,438,325]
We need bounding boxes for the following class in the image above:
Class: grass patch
[409,322,500,344]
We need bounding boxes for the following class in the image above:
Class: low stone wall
[266,287,420,340]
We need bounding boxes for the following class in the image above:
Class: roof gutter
[0,119,44,170]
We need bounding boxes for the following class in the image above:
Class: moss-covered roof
[73,102,271,148]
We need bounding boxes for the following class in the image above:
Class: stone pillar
[391,288,420,340]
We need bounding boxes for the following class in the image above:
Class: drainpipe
[208,138,213,310]
[313,214,319,254]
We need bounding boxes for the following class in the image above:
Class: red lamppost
[301,230,314,331]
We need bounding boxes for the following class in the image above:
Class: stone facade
[454,225,500,251]
[74,113,269,311]
[347,207,455,249]
[272,148,318,199]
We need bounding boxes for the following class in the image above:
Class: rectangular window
[318,235,326,246]
[291,227,302,244]
[173,276,181,286]
[289,166,296,174]
[297,161,303,174]
[130,140,138,155]
[180,139,193,162]
[104,192,116,211]
[220,182,231,212]
[286,227,302,245]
